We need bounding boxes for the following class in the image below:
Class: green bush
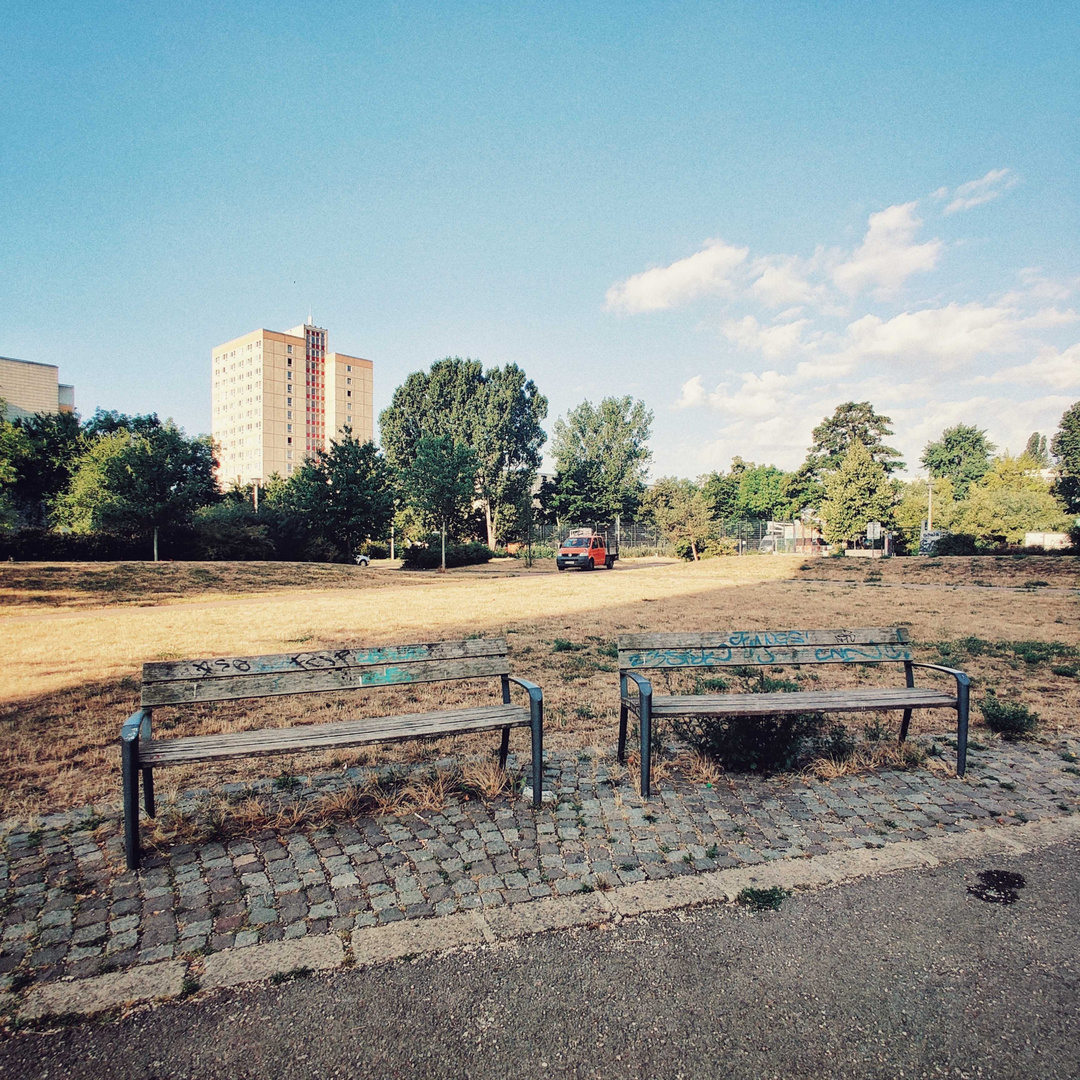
[813,721,857,760]
[932,533,979,556]
[980,693,1039,738]
[673,711,825,772]
[189,504,276,561]
[401,540,495,569]
[362,542,389,559]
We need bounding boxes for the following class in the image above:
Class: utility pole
[927,474,933,531]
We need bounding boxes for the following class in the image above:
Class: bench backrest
[618,628,912,672]
[141,637,510,707]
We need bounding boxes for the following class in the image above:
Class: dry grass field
[1,554,1077,821]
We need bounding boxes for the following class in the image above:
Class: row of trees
[3,366,1079,560]
[0,357,654,563]
[641,401,1080,556]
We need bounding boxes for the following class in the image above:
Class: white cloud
[750,256,817,307]
[673,375,707,409]
[983,343,1080,390]
[942,168,1017,215]
[722,315,809,359]
[832,202,942,294]
[604,239,748,313]
[842,302,1024,363]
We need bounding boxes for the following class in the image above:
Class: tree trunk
[484,500,495,550]
[440,525,446,572]
[153,526,159,563]
[690,537,699,561]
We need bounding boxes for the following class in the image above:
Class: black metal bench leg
[618,675,628,764]
[899,709,912,743]
[498,727,510,770]
[956,682,970,778]
[640,701,652,800]
[531,709,543,808]
[143,768,155,817]
[122,737,141,871]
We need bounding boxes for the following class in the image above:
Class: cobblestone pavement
[3,737,1079,998]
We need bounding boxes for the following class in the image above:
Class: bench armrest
[622,670,653,697]
[121,709,151,743]
[507,674,543,705]
[910,662,971,688]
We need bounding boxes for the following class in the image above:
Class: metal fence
[530,519,822,555]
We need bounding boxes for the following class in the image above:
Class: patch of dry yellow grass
[0,555,1077,819]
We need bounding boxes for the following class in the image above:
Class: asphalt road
[3,840,1078,1080]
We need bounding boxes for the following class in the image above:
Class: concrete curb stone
[19,960,187,1021]
[201,934,345,990]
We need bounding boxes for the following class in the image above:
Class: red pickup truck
[556,529,618,571]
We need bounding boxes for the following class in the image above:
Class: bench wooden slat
[143,637,507,685]
[142,655,511,706]
[619,628,909,651]
[619,642,913,670]
[647,688,956,717]
[139,704,532,766]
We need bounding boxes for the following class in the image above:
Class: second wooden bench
[618,627,970,797]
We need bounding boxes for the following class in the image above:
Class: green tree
[549,396,653,522]
[0,400,31,528]
[790,402,904,512]
[379,357,547,547]
[954,487,1069,545]
[8,410,85,526]
[643,477,713,560]
[700,468,740,521]
[1024,431,1049,467]
[82,408,163,438]
[892,476,958,551]
[402,435,479,569]
[1051,400,1080,514]
[279,434,395,560]
[734,463,790,521]
[921,423,996,499]
[58,421,217,559]
[819,441,895,547]
[951,452,1070,545]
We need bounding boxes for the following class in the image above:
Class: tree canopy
[56,419,217,559]
[401,435,479,568]
[274,433,395,560]
[921,423,996,499]
[379,357,547,547]
[790,402,903,511]
[643,477,712,560]
[819,441,895,547]
[548,396,653,522]
[1051,400,1080,514]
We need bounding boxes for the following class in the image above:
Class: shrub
[362,542,389,559]
[189,504,276,561]
[932,533,979,556]
[401,540,495,569]
[980,693,1039,738]
[813,721,857,760]
[673,712,826,772]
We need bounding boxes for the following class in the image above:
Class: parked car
[354,553,370,567]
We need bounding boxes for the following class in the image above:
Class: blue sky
[2,1,1077,478]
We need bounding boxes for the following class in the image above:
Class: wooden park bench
[618,628,971,797]
[121,637,544,870]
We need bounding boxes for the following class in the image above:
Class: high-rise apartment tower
[211,322,373,486]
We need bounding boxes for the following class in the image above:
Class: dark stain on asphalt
[968,869,1027,904]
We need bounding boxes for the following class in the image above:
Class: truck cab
[556,528,618,571]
